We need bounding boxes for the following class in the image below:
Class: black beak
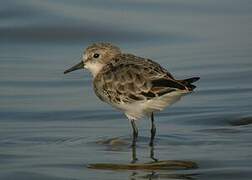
[64,61,84,74]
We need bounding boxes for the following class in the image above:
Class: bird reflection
[92,136,198,180]
[131,144,158,163]
[129,171,198,180]
[129,145,198,180]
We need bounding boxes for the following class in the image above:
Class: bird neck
[85,62,104,77]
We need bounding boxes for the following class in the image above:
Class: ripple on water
[0,136,91,147]
[229,117,252,126]
[1,0,252,179]
[0,109,120,121]
[0,172,76,180]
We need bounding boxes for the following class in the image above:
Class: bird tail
[179,77,200,91]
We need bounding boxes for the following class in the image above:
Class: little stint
[64,43,200,149]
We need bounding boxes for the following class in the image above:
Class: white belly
[113,90,188,120]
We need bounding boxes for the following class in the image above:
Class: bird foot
[131,158,138,164]
[150,157,159,162]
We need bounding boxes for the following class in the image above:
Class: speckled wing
[93,54,188,105]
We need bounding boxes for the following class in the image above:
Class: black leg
[149,113,156,147]
[150,145,158,162]
[131,143,138,163]
[130,120,138,147]
[130,120,138,163]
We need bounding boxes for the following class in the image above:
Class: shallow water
[1,0,252,179]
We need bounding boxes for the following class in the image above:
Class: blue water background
[1,0,252,179]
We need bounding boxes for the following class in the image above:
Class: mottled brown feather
[93,54,189,104]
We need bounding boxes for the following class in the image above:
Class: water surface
[1,0,252,179]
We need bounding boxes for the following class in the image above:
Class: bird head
[64,43,121,77]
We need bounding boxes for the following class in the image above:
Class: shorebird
[64,43,199,148]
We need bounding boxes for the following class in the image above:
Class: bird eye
[93,53,100,58]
